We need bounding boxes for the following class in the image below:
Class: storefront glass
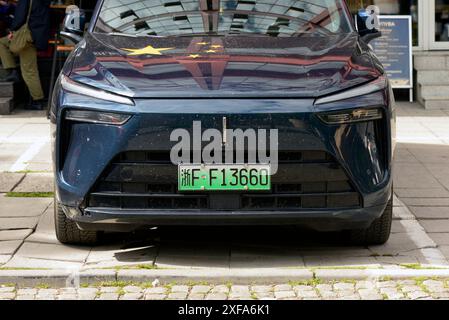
[435,0,449,42]
[347,0,419,46]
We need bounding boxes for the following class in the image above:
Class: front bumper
[52,89,394,232]
[63,204,387,232]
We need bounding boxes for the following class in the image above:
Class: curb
[0,269,116,287]
[2,268,449,287]
[314,268,449,280]
[117,269,313,284]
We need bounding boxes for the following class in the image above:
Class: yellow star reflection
[210,45,222,49]
[122,45,175,56]
[205,49,217,53]
[189,54,201,59]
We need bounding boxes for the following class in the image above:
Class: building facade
[348,0,449,108]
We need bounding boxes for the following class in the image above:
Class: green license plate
[178,164,271,191]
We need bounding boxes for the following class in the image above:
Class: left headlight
[61,74,134,106]
[317,107,383,124]
[314,75,387,124]
[315,75,387,105]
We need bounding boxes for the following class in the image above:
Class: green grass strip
[6,192,54,198]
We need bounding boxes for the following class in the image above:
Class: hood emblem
[222,116,227,145]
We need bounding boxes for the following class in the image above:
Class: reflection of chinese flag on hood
[176,38,229,90]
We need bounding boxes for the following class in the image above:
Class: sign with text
[371,16,413,89]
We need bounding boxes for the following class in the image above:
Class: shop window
[435,0,449,42]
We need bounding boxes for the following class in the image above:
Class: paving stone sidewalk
[394,103,449,260]
[0,194,446,270]
[1,279,449,300]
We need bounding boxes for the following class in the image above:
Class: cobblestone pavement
[1,279,449,300]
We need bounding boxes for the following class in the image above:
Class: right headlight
[61,74,134,106]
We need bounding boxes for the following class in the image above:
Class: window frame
[428,0,449,50]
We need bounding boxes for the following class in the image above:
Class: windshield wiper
[106,32,167,38]
[106,32,138,38]
[173,31,271,38]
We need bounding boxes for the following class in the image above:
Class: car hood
[68,32,382,99]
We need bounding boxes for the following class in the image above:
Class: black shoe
[25,99,44,111]
[0,69,20,83]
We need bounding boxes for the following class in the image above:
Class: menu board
[371,16,413,89]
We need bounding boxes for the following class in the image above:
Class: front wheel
[54,200,99,245]
[349,194,393,245]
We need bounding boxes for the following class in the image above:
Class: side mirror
[361,31,382,43]
[356,9,382,43]
[62,5,86,43]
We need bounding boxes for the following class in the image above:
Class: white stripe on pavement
[395,196,449,267]
[0,137,50,144]
[9,141,47,172]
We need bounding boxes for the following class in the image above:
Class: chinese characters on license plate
[178,164,271,191]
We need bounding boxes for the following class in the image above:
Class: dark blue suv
[50,0,396,245]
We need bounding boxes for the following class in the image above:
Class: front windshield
[94,0,353,37]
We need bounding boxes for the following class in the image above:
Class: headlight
[317,107,383,124]
[315,76,387,105]
[65,110,131,125]
[61,75,134,106]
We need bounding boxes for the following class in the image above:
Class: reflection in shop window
[435,0,449,42]
[347,0,419,46]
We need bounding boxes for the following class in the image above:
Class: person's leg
[19,44,45,109]
[0,36,16,69]
[0,36,20,82]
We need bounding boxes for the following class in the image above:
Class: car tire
[54,200,99,245]
[349,193,393,245]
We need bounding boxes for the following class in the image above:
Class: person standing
[0,0,50,110]
[0,1,16,38]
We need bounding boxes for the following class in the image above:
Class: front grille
[87,151,361,211]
